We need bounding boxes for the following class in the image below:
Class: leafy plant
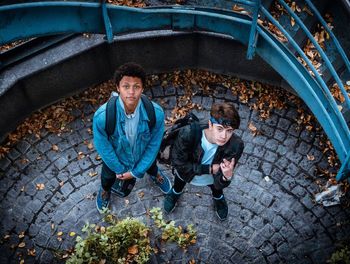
[66,208,196,263]
[329,246,350,264]
[150,207,196,248]
[66,216,151,264]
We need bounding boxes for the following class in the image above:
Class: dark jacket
[171,122,244,190]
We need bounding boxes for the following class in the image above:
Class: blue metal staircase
[0,0,349,182]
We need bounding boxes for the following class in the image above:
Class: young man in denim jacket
[93,63,171,213]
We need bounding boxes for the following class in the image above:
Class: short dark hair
[210,102,240,129]
[113,62,146,87]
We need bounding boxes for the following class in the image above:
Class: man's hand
[211,164,220,174]
[116,171,134,180]
[220,158,235,180]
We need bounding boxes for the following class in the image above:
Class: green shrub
[329,246,350,264]
[150,207,196,248]
[66,208,196,263]
[66,217,151,264]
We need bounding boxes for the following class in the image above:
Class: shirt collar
[118,96,141,119]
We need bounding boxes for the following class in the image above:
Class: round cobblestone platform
[0,84,349,263]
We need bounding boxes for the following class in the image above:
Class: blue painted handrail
[305,0,350,73]
[277,0,350,109]
[0,1,349,181]
[260,6,349,156]
[101,0,113,43]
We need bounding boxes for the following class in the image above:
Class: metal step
[286,0,328,55]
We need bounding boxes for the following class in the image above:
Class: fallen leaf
[138,191,145,198]
[69,232,76,237]
[302,6,313,16]
[128,245,138,255]
[27,248,36,256]
[18,232,25,239]
[57,231,63,236]
[232,4,245,12]
[87,142,94,150]
[36,183,45,190]
[248,122,258,135]
[78,152,85,160]
[89,171,98,177]
[51,223,55,230]
[18,242,26,248]
[21,158,29,164]
[125,199,130,206]
[307,154,315,161]
[52,144,59,151]
[291,17,295,27]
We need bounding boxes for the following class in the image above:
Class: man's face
[209,121,234,146]
[117,76,143,112]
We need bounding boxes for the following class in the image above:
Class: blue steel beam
[336,151,350,182]
[0,2,252,45]
[246,0,261,59]
[0,2,349,166]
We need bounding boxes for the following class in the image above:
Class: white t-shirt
[190,130,218,186]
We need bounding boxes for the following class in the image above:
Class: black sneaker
[164,189,181,213]
[213,196,228,220]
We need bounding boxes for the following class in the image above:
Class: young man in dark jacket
[164,102,244,220]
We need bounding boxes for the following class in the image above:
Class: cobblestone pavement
[0,85,350,264]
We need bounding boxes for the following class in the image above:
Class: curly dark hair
[113,62,146,87]
[210,102,240,129]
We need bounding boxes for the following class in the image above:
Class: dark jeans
[101,160,158,191]
[173,175,223,199]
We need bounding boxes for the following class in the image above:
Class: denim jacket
[93,97,164,178]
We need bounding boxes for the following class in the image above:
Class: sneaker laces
[101,190,110,200]
[155,173,164,184]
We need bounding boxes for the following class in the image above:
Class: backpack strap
[190,122,201,149]
[105,94,156,138]
[141,94,156,131]
[105,95,118,139]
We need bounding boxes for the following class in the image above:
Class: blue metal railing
[276,0,350,109]
[257,0,350,181]
[0,0,349,182]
